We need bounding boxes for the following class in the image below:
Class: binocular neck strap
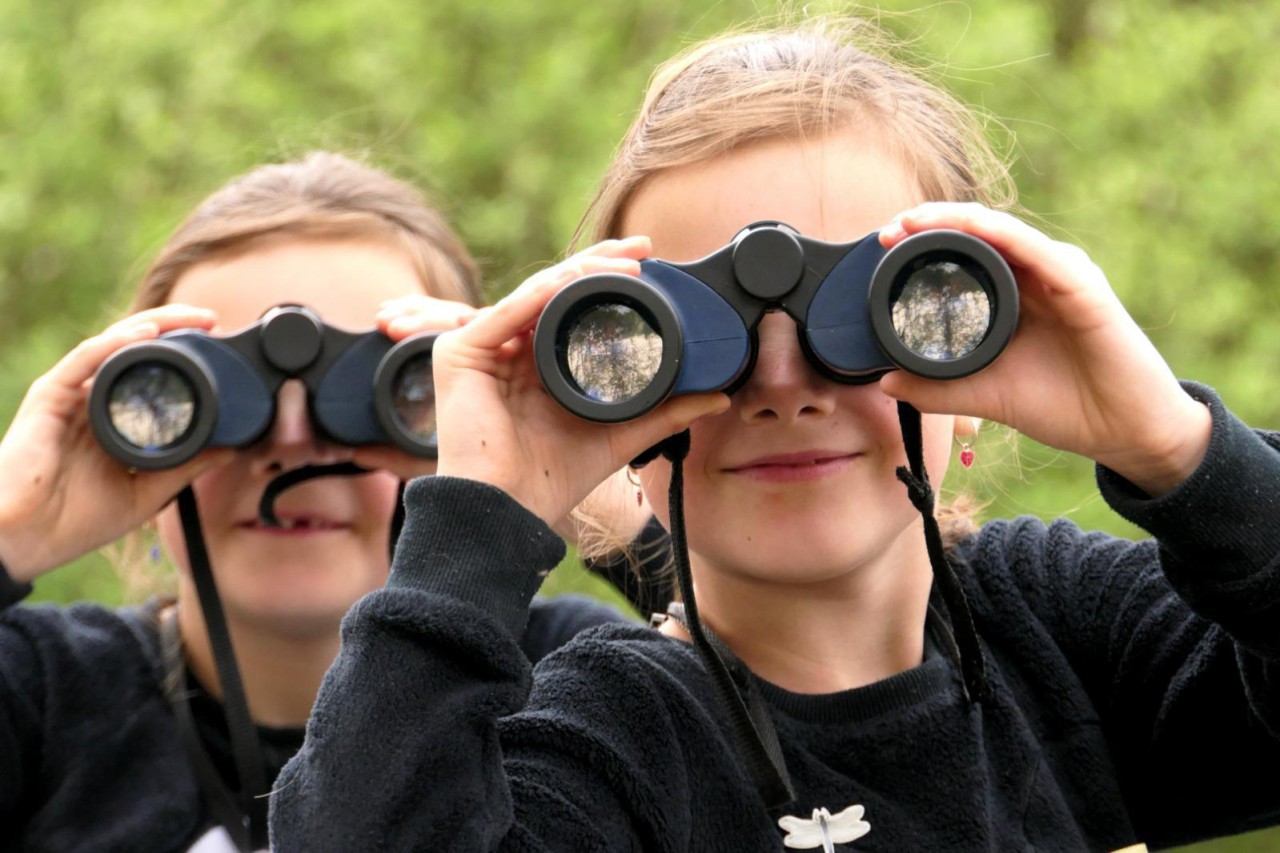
[893,402,990,703]
[257,462,371,528]
[177,487,270,850]
[256,462,406,561]
[658,431,797,809]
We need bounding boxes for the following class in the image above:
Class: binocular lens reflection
[564,304,664,404]
[390,354,437,441]
[890,261,992,361]
[107,364,197,450]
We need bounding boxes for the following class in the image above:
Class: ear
[953,415,982,439]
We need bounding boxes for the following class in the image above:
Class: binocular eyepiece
[534,223,1018,423]
[88,305,440,470]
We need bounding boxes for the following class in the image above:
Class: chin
[227,569,383,629]
[231,594,355,638]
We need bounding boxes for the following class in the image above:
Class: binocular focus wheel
[260,308,324,372]
[732,226,805,300]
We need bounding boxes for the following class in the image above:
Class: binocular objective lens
[564,304,664,404]
[107,364,197,450]
[890,260,992,361]
[390,354,437,441]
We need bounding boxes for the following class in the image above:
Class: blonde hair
[116,151,481,599]
[574,17,1008,564]
[575,17,1016,247]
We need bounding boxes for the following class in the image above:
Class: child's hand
[0,306,236,582]
[878,203,1211,495]
[431,237,729,527]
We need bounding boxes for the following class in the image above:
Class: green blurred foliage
[2,1,1278,848]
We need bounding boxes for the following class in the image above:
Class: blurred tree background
[2,1,1277,849]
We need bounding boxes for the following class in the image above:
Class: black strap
[177,487,269,850]
[159,608,257,851]
[256,462,405,561]
[0,556,33,608]
[651,431,796,808]
[389,479,407,558]
[257,462,371,527]
[893,402,990,702]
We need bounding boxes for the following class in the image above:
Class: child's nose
[736,313,838,424]
[250,380,348,475]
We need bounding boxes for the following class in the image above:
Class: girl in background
[0,152,625,852]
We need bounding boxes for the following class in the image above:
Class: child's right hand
[0,306,235,583]
[878,203,1212,496]
[431,238,729,528]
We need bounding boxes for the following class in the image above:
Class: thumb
[138,448,236,508]
[611,393,729,468]
[879,371,986,420]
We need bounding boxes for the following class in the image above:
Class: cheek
[153,465,237,573]
[637,420,721,529]
[154,503,189,574]
[354,472,403,530]
[921,417,954,481]
[638,463,674,530]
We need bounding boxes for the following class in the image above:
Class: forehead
[620,132,923,261]
[166,236,424,332]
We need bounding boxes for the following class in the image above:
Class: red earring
[625,467,643,506]
[956,436,975,468]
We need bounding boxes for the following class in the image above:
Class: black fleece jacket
[0,590,626,852]
[270,384,1280,851]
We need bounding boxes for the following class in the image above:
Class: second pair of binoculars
[535,222,1019,423]
[89,304,440,470]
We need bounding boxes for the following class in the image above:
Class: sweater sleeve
[961,383,1280,845]
[1094,381,1280,655]
[269,477,720,853]
[0,602,202,846]
[0,609,44,827]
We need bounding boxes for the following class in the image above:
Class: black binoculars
[88,305,440,470]
[534,222,1018,423]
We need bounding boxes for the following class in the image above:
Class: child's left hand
[877,202,1211,496]
[428,238,728,528]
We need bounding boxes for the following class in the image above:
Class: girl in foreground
[271,22,1280,851]
[0,152,624,852]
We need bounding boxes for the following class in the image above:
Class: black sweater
[0,590,626,851]
[270,385,1280,851]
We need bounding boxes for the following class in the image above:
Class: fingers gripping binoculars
[534,223,1018,423]
[89,305,440,470]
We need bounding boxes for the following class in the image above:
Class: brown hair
[131,151,481,313]
[117,151,482,599]
[573,17,1009,564]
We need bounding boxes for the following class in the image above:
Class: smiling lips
[238,514,349,534]
[725,450,857,483]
